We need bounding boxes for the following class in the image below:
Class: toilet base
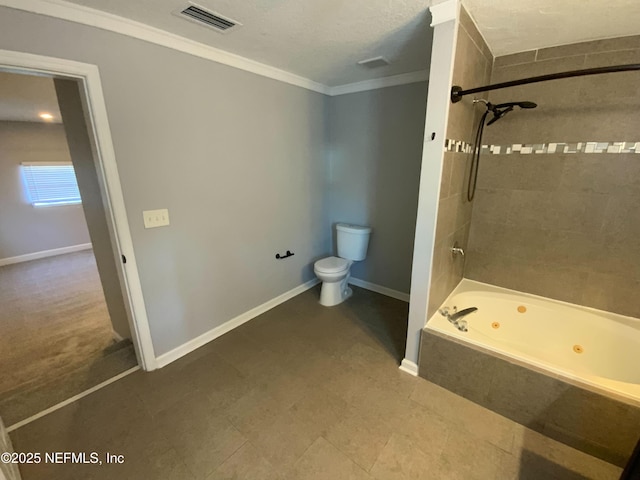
[319,282,352,307]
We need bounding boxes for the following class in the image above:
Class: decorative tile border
[444,140,640,155]
[443,139,474,153]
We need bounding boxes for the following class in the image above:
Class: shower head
[485,100,537,125]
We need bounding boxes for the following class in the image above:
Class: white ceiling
[49,0,640,88]
[0,71,61,123]
[462,0,640,57]
[63,0,434,87]
[3,0,640,101]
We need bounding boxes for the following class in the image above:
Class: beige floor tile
[369,433,441,480]
[289,386,350,435]
[82,447,195,480]
[8,286,624,480]
[128,368,198,416]
[225,375,308,436]
[247,410,321,470]
[287,311,364,356]
[285,347,345,387]
[510,426,623,480]
[285,437,373,480]
[438,425,509,480]
[344,376,416,426]
[170,423,246,479]
[409,379,516,452]
[10,401,87,454]
[251,369,314,407]
[410,379,469,417]
[319,364,378,405]
[391,401,450,453]
[323,406,395,471]
[155,392,247,479]
[207,330,285,379]
[209,443,281,480]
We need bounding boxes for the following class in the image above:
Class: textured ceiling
[62,0,434,87]
[462,0,640,57]
[7,1,640,93]
[0,71,61,123]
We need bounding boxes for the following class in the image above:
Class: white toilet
[314,223,371,307]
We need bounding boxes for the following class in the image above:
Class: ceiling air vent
[357,56,390,69]
[176,3,242,33]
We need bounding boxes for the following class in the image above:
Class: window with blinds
[22,162,82,207]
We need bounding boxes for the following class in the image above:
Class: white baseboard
[156,278,320,368]
[349,277,410,302]
[0,243,92,267]
[399,358,419,376]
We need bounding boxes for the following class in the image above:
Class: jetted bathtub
[420,279,640,466]
[427,279,640,403]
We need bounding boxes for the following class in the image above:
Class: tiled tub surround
[465,35,640,318]
[428,5,492,318]
[419,280,640,466]
[466,150,640,318]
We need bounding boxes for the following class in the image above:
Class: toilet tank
[336,223,371,261]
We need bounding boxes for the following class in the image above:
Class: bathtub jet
[439,306,478,332]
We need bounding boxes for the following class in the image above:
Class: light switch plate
[143,209,170,228]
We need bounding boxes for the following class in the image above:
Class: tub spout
[449,307,478,322]
[439,306,477,332]
[451,241,465,258]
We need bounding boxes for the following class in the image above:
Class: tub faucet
[451,242,465,258]
[439,306,478,332]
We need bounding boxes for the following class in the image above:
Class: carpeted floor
[0,250,137,426]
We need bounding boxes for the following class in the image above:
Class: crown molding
[0,0,431,97]
[0,0,331,94]
[429,0,459,26]
[329,70,429,96]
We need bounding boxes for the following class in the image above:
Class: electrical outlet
[143,209,170,228]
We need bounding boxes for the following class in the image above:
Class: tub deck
[420,279,640,466]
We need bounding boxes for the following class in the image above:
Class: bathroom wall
[328,83,428,294]
[427,6,492,317]
[0,121,91,260]
[466,35,640,318]
[0,6,330,356]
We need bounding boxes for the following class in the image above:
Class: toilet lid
[315,256,350,273]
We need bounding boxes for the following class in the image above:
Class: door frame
[0,49,157,371]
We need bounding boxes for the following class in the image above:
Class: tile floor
[9,286,622,479]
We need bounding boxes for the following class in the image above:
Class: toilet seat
[314,256,350,274]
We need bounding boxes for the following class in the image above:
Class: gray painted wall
[0,6,330,356]
[0,121,90,259]
[327,83,427,294]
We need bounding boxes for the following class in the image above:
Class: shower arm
[450,63,640,103]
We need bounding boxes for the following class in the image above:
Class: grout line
[6,365,140,432]
[321,434,373,473]
[459,22,493,65]
[215,438,248,472]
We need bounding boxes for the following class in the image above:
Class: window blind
[22,162,82,207]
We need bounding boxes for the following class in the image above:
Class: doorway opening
[0,51,156,429]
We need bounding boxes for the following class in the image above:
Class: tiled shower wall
[465,35,640,318]
[428,7,492,318]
